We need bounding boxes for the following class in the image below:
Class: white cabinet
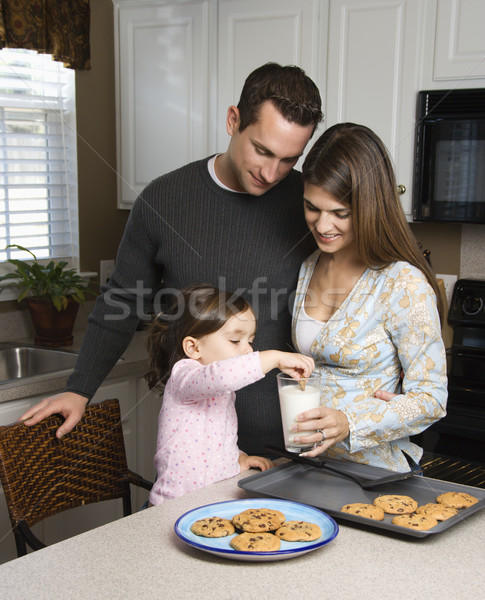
[325,0,424,219]
[114,0,325,207]
[114,0,211,208]
[136,377,162,483]
[433,0,485,81]
[216,0,325,153]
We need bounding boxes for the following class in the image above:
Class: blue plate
[174,498,338,561]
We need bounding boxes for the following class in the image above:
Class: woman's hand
[290,406,350,458]
[374,390,397,402]
[238,454,274,472]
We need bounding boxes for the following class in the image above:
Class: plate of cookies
[174,498,338,561]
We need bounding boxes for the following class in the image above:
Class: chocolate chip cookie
[230,532,281,552]
[436,491,478,509]
[341,502,385,521]
[416,503,458,521]
[190,517,235,537]
[275,521,322,542]
[392,513,438,531]
[373,494,418,514]
[232,508,286,532]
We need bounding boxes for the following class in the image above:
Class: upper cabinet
[216,0,325,153]
[114,0,210,208]
[113,0,485,217]
[114,0,324,208]
[325,0,423,219]
[433,0,485,81]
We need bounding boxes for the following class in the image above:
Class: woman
[290,123,447,472]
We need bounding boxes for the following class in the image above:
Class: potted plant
[0,244,95,347]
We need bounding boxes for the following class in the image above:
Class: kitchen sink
[0,343,79,383]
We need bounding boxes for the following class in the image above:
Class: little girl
[145,284,314,505]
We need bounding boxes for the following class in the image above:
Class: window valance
[0,0,90,70]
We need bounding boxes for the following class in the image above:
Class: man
[21,63,322,455]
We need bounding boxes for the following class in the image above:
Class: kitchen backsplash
[461,225,485,280]
[0,301,95,344]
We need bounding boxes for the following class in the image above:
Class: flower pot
[26,297,80,347]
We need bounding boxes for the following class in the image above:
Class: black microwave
[413,88,485,223]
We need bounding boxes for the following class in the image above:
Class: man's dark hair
[237,62,323,133]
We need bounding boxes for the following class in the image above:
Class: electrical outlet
[436,274,458,307]
[100,259,115,285]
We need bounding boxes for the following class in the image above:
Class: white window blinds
[0,48,78,267]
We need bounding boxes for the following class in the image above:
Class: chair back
[0,398,136,555]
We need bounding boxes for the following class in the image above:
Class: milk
[278,384,321,452]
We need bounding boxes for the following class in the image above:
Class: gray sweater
[67,157,316,454]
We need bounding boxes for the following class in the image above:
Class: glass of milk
[277,372,321,453]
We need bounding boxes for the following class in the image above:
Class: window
[0,49,78,288]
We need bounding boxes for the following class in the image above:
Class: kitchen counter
[0,468,483,600]
[0,328,150,403]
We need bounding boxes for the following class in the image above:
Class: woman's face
[303,183,357,258]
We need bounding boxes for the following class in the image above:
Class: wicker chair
[0,398,153,557]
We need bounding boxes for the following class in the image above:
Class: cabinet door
[136,377,162,484]
[216,0,325,155]
[434,0,485,80]
[326,0,423,218]
[115,0,210,207]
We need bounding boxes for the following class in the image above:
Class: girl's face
[303,183,358,259]
[192,308,256,365]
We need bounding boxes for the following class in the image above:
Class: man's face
[220,101,314,196]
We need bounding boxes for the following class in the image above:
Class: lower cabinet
[0,373,161,564]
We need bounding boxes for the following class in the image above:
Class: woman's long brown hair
[302,122,444,318]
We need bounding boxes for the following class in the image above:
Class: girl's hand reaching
[259,350,314,379]
[238,453,273,472]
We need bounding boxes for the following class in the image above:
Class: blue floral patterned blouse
[292,250,448,472]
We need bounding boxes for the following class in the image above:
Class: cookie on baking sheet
[373,494,418,514]
[190,517,235,537]
[436,491,478,509]
[231,508,286,532]
[275,520,322,542]
[392,513,438,531]
[416,503,458,521]
[230,532,281,552]
[340,503,385,521]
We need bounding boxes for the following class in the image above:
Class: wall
[75,0,129,275]
[461,225,485,279]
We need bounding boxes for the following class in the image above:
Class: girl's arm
[170,351,314,404]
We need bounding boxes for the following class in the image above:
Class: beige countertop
[0,467,483,600]
[0,328,150,403]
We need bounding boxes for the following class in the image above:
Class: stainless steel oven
[413,88,485,223]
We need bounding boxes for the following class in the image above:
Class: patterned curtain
[0,0,90,70]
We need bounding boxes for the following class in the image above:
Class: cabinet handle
[397,184,406,195]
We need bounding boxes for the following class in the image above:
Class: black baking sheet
[238,461,485,538]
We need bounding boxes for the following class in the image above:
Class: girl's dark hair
[237,62,323,134]
[145,284,252,390]
[302,122,443,318]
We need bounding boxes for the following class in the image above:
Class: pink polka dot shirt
[149,352,264,505]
